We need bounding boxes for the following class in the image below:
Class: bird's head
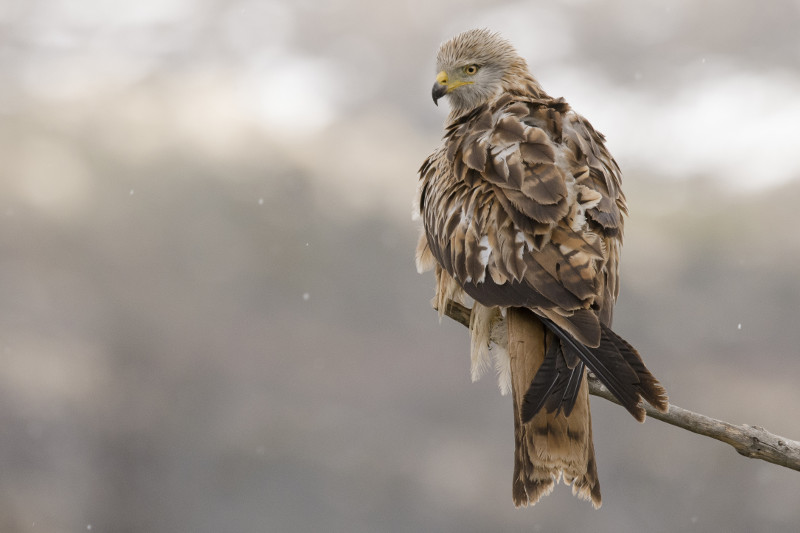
[432,29,529,112]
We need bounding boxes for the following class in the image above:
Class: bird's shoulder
[417,91,627,343]
[423,91,625,238]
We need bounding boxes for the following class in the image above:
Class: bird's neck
[446,70,550,124]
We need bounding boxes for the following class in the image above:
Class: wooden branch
[442,300,800,472]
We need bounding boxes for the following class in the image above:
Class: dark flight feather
[521,336,587,423]
[520,335,562,421]
[535,315,667,422]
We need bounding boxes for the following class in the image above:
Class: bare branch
[441,300,800,472]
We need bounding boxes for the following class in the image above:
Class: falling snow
[302,293,310,301]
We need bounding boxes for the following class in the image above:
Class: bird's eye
[464,64,479,75]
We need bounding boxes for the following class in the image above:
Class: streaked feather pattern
[417,28,667,509]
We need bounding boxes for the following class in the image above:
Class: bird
[414,28,669,509]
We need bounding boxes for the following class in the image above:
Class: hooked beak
[431,70,473,106]
[432,82,448,106]
[432,70,449,106]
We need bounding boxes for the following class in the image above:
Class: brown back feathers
[417,29,668,509]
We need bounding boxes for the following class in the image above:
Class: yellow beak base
[431,70,474,105]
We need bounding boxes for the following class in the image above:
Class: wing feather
[420,95,623,319]
[418,92,649,396]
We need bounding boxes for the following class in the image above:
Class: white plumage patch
[467,303,512,395]
[570,185,603,232]
[477,235,492,284]
[491,317,511,395]
[514,231,526,258]
[415,231,436,273]
[434,268,465,320]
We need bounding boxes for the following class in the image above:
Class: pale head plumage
[433,29,543,114]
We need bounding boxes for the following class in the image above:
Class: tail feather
[537,314,668,422]
[558,360,585,417]
[520,336,561,421]
[522,336,585,422]
[508,308,601,509]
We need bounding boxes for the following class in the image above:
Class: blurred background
[1,0,800,531]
